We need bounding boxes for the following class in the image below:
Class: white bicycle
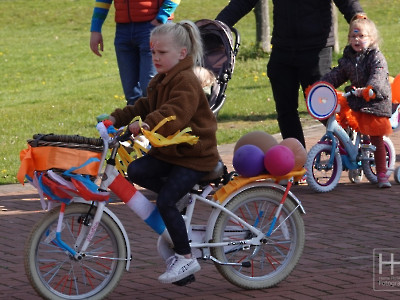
[23,120,306,299]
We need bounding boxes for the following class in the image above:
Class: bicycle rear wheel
[24,203,127,300]
[211,187,305,289]
[362,136,396,183]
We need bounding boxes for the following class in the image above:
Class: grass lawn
[1,0,400,184]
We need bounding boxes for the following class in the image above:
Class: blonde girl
[321,15,392,188]
[109,20,219,284]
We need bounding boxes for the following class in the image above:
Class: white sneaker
[158,254,201,284]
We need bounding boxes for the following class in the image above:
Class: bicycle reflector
[306,82,338,120]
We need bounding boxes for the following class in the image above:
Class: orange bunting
[392,74,400,104]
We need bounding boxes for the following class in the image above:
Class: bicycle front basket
[19,134,104,182]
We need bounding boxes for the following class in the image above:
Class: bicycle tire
[362,136,395,184]
[210,187,305,289]
[24,203,127,300]
[305,143,342,192]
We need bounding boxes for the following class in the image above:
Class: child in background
[193,66,216,98]
[108,21,219,284]
[321,14,392,188]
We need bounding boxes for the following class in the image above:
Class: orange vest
[114,0,168,23]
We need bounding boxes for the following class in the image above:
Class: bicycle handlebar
[343,86,374,99]
[116,127,133,142]
[96,120,133,149]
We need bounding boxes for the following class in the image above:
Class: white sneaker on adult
[158,254,201,284]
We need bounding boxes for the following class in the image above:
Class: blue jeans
[114,22,157,105]
[127,155,206,255]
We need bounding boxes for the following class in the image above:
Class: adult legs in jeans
[114,22,157,105]
[267,47,332,148]
[127,155,206,255]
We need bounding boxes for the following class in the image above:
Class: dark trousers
[267,46,332,148]
[127,155,206,255]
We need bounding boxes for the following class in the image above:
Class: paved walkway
[2,123,400,299]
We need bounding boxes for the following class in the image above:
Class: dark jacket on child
[111,56,220,172]
[321,45,392,117]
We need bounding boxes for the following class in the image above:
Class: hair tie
[350,13,368,23]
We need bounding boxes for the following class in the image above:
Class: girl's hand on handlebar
[128,121,150,136]
[352,85,376,101]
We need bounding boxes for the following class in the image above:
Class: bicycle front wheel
[305,143,342,192]
[211,187,305,289]
[24,203,127,300]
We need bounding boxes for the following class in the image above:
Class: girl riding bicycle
[108,20,219,284]
[320,14,393,188]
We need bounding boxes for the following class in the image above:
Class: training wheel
[394,166,400,184]
[348,169,363,184]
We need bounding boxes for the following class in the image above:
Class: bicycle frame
[52,173,305,268]
[316,100,377,171]
[319,116,360,169]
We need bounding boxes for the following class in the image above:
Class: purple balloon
[233,144,265,177]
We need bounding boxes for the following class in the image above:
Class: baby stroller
[195,19,240,116]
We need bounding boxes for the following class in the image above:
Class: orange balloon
[391,74,400,104]
[234,131,278,154]
[279,138,307,171]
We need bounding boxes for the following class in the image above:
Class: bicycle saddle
[199,160,225,183]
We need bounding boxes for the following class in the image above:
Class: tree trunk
[254,0,271,53]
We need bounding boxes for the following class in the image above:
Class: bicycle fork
[51,201,107,260]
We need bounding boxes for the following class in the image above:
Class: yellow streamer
[137,116,199,147]
[114,116,198,175]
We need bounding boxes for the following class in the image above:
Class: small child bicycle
[18,117,306,300]
[304,82,396,192]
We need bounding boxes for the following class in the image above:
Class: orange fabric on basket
[18,145,101,184]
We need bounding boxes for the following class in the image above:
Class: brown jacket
[111,56,220,172]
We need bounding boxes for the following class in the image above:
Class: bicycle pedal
[172,274,196,286]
